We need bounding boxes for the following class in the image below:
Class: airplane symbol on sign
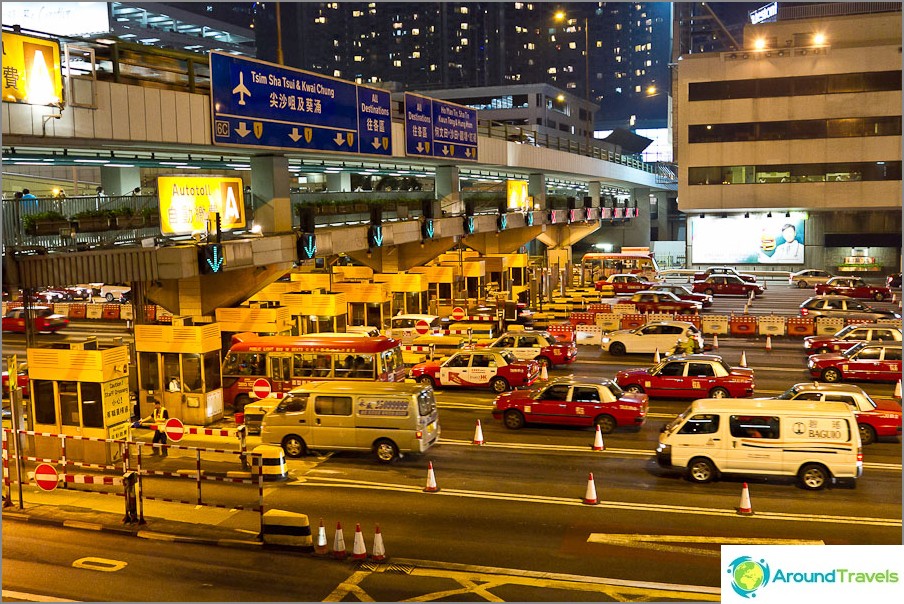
[232,72,251,105]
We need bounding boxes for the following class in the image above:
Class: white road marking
[586,534,825,558]
[2,590,80,602]
[71,557,127,572]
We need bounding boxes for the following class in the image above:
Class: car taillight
[801,308,808,316]
[857,447,863,462]
[416,430,423,440]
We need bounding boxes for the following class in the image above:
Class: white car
[789,269,834,289]
[100,284,131,302]
[601,320,704,356]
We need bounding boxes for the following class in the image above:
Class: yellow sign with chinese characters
[157,176,246,235]
[2,31,64,106]
[506,180,530,211]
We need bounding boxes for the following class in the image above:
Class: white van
[388,314,441,344]
[260,381,440,463]
[657,399,862,490]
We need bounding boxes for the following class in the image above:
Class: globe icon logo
[727,556,770,598]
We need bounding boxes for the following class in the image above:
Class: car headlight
[602,337,611,344]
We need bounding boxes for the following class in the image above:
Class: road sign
[252,378,272,399]
[404,92,478,162]
[164,417,185,442]
[210,52,392,156]
[451,307,466,321]
[415,320,431,335]
[33,463,58,491]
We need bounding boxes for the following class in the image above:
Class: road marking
[586,534,825,558]
[2,590,79,602]
[71,557,127,572]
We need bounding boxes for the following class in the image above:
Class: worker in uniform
[142,400,170,456]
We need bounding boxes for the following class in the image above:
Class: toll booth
[289,271,332,290]
[374,272,429,315]
[331,281,392,328]
[134,320,224,426]
[214,305,293,348]
[482,255,509,298]
[281,291,348,333]
[248,280,303,304]
[410,265,460,317]
[27,341,132,465]
[484,253,530,302]
[333,265,374,283]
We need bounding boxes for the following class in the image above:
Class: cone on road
[472,419,485,445]
[423,461,440,492]
[743,303,749,315]
[712,334,719,349]
[314,518,329,555]
[739,350,748,368]
[895,379,901,399]
[765,335,773,351]
[737,482,754,515]
[582,472,599,505]
[540,364,549,380]
[351,523,367,560]
[333,522,347,559]
[592,425,605,451]
[653,348,661,364]
[371,525,387,562]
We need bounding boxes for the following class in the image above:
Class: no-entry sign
[164,417,185,442]
[415,320,430,335]
[451,307,465,321]
[252,378,272,399]
[33,463,59,491]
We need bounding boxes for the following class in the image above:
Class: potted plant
[72,209,112,232]
[24,211,70,236]
[140,206,160,226]
[112,206,145,229]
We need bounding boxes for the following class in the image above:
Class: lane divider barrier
[261,510,313,550]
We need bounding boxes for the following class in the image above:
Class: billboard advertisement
[690,212,807,265]
[506,180,529,210]
[1,31,63,107]
[156,176,246,236]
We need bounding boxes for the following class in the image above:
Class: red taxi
[2,362,29,398]
[492,377,648,433]
[692,267,757,283]
[803,324,902,355]
[807,343,902,383]
[692,275,764,297]
[614,354,755,399]
[2,306,70,334]
[650,284,713,308]
[612,291,702,315]
[475,331,577,369]
[815,276,891,301]
[410,350,540,393]
[595,273,662,294]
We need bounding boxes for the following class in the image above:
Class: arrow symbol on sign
[371,138,382,150]
[416,142,425,153]
[373,227,383,247]
[289,127,302,142]
[304,240,316,258]
[235,122,251,138]
[425,221,434,238]
[442,145,450,156]
[333,133,346,146]
[205,246,224,272]
[465,148,472,158]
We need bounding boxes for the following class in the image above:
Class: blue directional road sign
[404,93,478,162]
[210,52,392,156]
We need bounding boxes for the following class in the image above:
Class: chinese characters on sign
[1,31,63,107]
[404,93,478,162]
[156,176,246,236]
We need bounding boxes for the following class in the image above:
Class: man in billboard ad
[690,213,806,265]
[759,220,805,263]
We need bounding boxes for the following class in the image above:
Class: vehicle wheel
[281,435,307,458]
[704,288,714,296]
[709,387,730,399]
[858,424,877,446]
[797,280,809,289]
[874,292,885,301]
[609,342,626,356]
[490,377,510,394]
[537,356,553,370]
[105,293,115,302]
[374,439,399,463]
[594,414,616,434]
[503,410,525,430]
[686,457,717,483]
[234,394,251,413]
[417,375,436,388]
[821,367,842,383]
[798,463,830,490]
[624,384,644,394]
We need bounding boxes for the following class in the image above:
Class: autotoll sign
[1,31,63,107]
[157,176,246,236]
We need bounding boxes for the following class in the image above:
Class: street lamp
[554,11,591,151]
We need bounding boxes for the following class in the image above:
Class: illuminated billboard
[690,213,807,265]
[1,31,63,107]
[157,176,246,236]
[506,180,530,210]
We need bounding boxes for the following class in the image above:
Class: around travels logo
[727,556,771,598]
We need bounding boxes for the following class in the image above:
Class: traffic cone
[540,364,549,380]
[737,482,754,515]
[351,523,367,560]
[333,522,347,559]
[743,303,749,315]
[892,292,897,304]
[712,334,719,349]
[592,425,605,451]
[765,335,772,351]
[895,379,901,399]
[423,461,440,492]
[653,348,661,363]
[314,518,329,556]
[371,525,387,562]
[472,419,485,445]
[739,350,748,368]
[582,472,599,505]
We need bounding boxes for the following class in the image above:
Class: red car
[595,273,662,294]
[692,275,764,297]
[2,362,29,398]
[2,306,70,334]
[803,324,902,355]
[815,276,891,301]
[612,291,703,315]
[614,354,755,399]
[807,343,902,383]
[692,267,757,283]
[410,349,540,393]
[650,284,713,308]
[475,331,577,369]
[492,377,648,433]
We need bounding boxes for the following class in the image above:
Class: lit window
[460,6,468,13]
[569,42,576,49]
[412,51,420,58]
[547,67,557,74]
[461,38,468,45]
[461,23,468,30]
[515,2,523,8]
[393,60,402,67]
[616,23,622,30]
[354,55,364,62]
[430,64,437,71]
[353,10,362,17]
[527,42,535,50]
[315,16,326,24]
[334,70,342,77]
[635,85,641,92]
[412,28,419,35]
[393,22,402,29]
[646,60,652,67]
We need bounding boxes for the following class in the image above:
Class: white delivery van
[260,381,440,463]
[656,399,862,490]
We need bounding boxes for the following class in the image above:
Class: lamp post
[554,11,592,152]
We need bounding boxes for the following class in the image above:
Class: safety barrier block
[587,303,611,314]
[612,303,637,315]
[251,444,288,481]
[595,313,621,331]
[68,304,87,319]
[53,303,69,315]
[846,317,873,327]
[681,315,702,330]
[700,315,730,335]
[547,323,576,341]
[569,312,596,326]
[815,316,845,336]
[597,285,615,298]
[144,305,157,322]
[576,324,605,346]
[620,313,646,330]
[646,313,674,323]
[757,315,786,336]
[86,305,103,320]
[729,315,758,337]
[102,304,121,320]
[261,509,313,550]
[876,318,901,327]
[157,309,173,324]
[120,305,134,321]
[786,317,815,337]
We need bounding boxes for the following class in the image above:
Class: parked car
[887,273,902,289]
[60,286,92,301]
[100,283,131,303]
[492,377,648,433]
[32,289,67,304]
[799,295,901,320]
[409,349,540,393]
[601,320,704,356]
[815,276,891,301]
[612,291,703,315]
[2,361,29,398]
[808,342,902,383]
[789,269,834,289]
[2,306,70,334]
[594,273,662,294]
[649,284,713,308]
[474,331,577,369]
[764,382,901,445]
[614,354,755,399]
[692,275,764,297]
[693,267,757,283]
[804,324,902,355]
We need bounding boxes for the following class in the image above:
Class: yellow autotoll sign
[2,31,64,106]
[157,176,246,235]
[507,180,529,211]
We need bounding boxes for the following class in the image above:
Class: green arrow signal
[205,245,224,272]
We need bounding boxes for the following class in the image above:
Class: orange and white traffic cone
[351,523,367,560]
[765,335,772,351]
[472,420,485,445]
[743,303,749,315]
[540,365,549,380]
[895,379,901,399]
[737,482,754,515]
[423,461,440,492]
[592,425,605,451]
[653,348,661,363]
[739,350,748,368]
[314,518,329,556]
[333,521,347,559]
[582,472,599,505]
[712,334,719,349]
[371,524,387,562]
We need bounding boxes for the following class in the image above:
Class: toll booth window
[80,382,103,428]
[350,303,366,326]
[729,415,779,439]
[405,292,424,314]
[163,353,181,388]
[314,395,353,416]
[678,414,719,435]
[59,381,80,426]
[203,351,221,390]
[32,380,56,424]
[181,354,203,393]
[138,352,160,391]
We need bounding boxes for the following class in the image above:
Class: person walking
[21,188,37,212]
[142,400,170,456]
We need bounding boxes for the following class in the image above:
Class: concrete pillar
[547,247,572,288]
[251,155,293,234]
[528,173,546,209]
[435,165,461,215]
[100,166,141,196]
[589,181,601,207]
[326,172,351,192]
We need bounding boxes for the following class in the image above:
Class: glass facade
[688,161,902,185]
[689,117,901,144]
[689,71,901,101]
